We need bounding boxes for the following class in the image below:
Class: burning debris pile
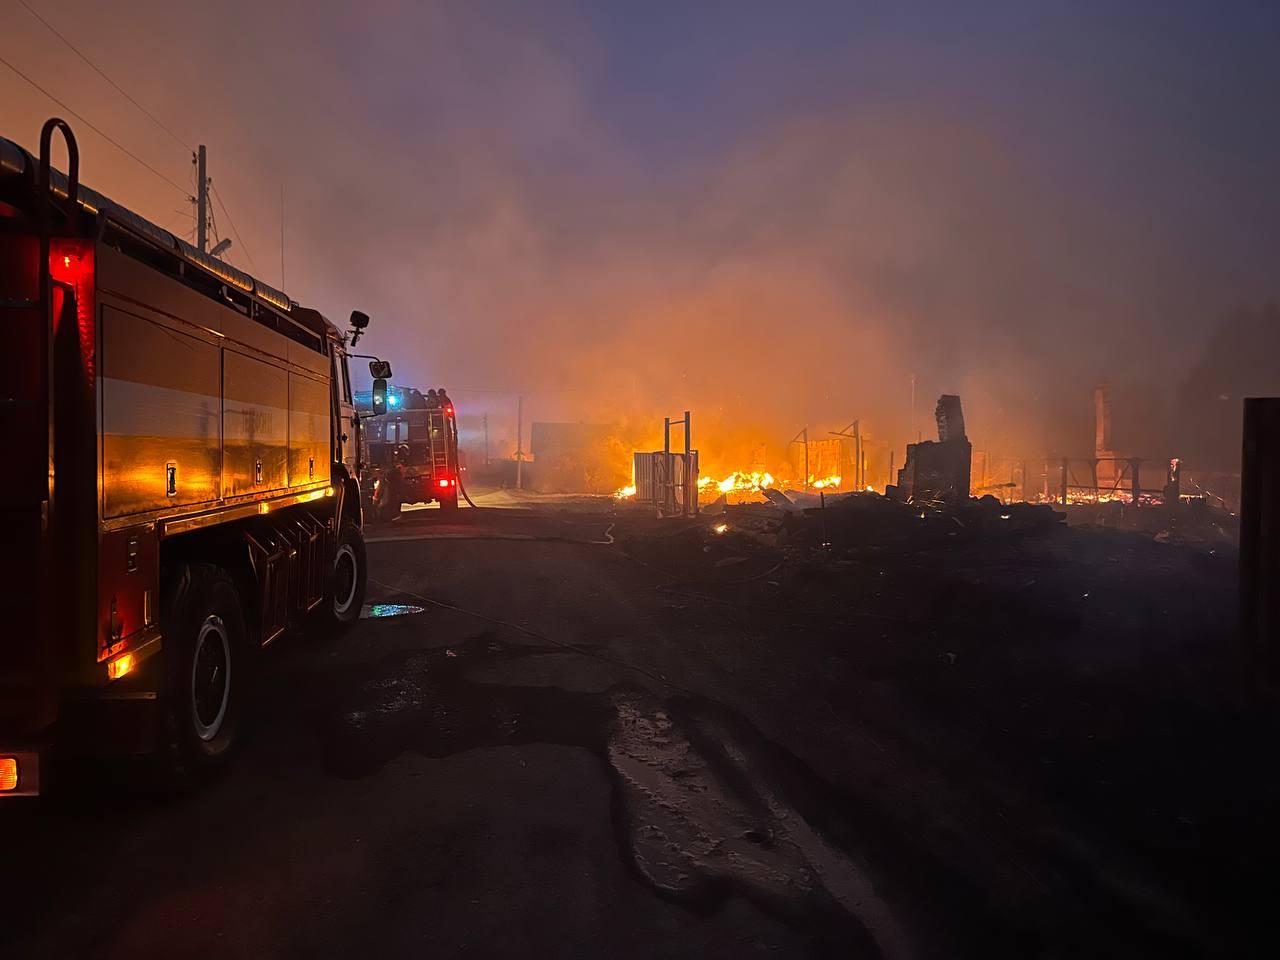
[607,388,1233,547]
[702,471,777,496]
[616,469,777,503]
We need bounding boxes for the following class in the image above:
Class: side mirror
[371,378,388,416]
[368,359,392,379]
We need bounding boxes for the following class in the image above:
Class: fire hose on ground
[457,473,481,510]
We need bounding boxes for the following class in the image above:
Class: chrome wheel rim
[334,543,358,617]
[191,615,231,741]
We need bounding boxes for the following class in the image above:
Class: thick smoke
[4,1,1278,475]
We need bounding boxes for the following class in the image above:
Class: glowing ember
[712,522,729,534]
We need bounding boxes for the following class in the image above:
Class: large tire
[162,564,248,782]
[322,520,367,630]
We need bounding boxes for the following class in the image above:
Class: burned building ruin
[892,394,972,505]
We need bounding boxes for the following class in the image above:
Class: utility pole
[483,412,490,466]
[195,145,208,252]
[515,394,524,490]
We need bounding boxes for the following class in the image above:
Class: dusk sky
[4,0,1279,466]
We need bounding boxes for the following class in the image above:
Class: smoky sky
[4,0,1279,465]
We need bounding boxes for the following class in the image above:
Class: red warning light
[49,241,96,384]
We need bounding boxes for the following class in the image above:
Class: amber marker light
[0,757,18,792]
[107,653,135,681]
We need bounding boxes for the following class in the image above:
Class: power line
[210,183,258,275]
[17,0,193,153]
[12,9,267,280]
[0,53,190,197]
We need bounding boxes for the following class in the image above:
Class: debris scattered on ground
[761,488,798,512]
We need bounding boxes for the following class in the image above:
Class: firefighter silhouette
[376,444,410,520]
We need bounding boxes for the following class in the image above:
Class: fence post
[684,410,696,516]
[1131,458,1141,506]
[1060,457,1069,505]
[1241,398,1280,684]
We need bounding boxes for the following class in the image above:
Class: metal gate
[633,450,699,516]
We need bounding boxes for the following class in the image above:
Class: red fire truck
[0,119,392,796]
[358,386,462,517]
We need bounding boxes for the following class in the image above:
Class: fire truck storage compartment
[223,350,289,498]
[94,241,332,520]
[101,306,222,516]
[288,372,331,487]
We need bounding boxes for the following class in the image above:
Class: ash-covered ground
[4,493,1273,958]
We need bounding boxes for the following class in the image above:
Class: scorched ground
[1,498,1272,958]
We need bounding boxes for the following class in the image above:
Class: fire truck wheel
[325,521,367,629]
[163,564,247,779]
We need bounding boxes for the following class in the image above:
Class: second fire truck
[358,386,462,517]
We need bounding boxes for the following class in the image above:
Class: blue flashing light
[388,393,400,407]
